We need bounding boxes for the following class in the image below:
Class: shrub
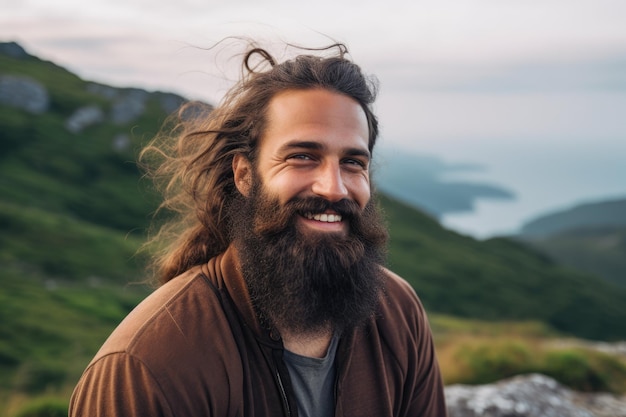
[442,337,626,394]
[540,348,626,393]
[14,397,68,417]
[13,364,66,394]
[451,339,535,384]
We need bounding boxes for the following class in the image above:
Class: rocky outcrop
[63,87,189,134]
[157,92,186,115]
[112,133,131,152]
[0,41,31,59]
[1,42,196,133]
[65,105,105,133]
[574,391,626,417]
[0,74,49,114]
[86,82,119,100]
[445,374,626,417]
[110,88,149,125]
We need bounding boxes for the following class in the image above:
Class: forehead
[259,88,370,154]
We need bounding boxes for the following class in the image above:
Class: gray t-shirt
[283,335,339,417]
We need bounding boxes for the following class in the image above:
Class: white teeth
[304,213,342,222]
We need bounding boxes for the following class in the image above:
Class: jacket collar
[202,245,270,340]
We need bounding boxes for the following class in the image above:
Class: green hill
[517,198,626,287]
[520,226,626,288]
[0,41,178,234]
[381,194,626,341]
[520,197,626,238]
[2,40,626,412]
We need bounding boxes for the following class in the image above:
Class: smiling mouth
[303,212,343,223]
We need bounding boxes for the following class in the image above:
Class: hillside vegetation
[520,197,626,237]
[2,41,626,415]
[517,198,626,287]
[523,226,626,288]
[381,194,626,341]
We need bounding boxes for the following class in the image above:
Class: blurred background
[1,1,626,416]
[4,0,626,237]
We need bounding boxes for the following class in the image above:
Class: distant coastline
[377,142,626,239]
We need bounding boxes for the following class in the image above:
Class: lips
[303,212,343,223]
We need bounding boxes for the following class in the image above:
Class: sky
[2,0,626,237]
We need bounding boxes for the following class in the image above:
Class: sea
[390,137,626,239]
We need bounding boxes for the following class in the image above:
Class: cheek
[351,176,371,209]
[263,174,307,203]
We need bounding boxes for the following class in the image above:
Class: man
[69,43,447,417]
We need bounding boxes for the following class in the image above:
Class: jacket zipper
[275,368,291,417]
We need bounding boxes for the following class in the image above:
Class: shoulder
[70,351,172,416]
[379,267,425,319]
[72,264,243,415]
[374,268,434,349]
[89,265,222,364]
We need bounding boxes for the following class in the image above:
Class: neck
[280,326,334,358]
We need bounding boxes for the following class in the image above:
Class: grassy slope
[0,52,163,234]
[0,206,149,414]
[380,193,626,341]
[0,274,147,416]
[523,226,626,288]
[0,201,147,282]
[0,49,163,412]
[520,198,626,237]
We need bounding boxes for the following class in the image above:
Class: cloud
[2,0,626,143]
[373,51,626,95]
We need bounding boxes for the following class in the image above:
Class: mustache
[289,197,361,218]
[252,196,362,236]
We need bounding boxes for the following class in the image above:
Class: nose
[311,162,349,202]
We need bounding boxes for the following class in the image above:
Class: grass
[11,396,68,417]
[0,267,148,416]
[0,201,150,416]
[0,201,147,282]
[524,226,626,287]
[433,315,626,394]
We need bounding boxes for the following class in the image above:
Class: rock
[0,41,31,59]
[158,92,186,115]
[0,74,49,114]
[445,374,626,417]
[573,392,626,417]
[179,100,213,122]
[110,88,148,124]
[65,105,105,133]
[112,133,131,152]
[86,83,119,100]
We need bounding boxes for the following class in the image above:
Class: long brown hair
[140,42,380,285]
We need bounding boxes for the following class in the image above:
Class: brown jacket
[69,246,447,416]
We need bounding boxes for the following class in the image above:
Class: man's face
[234,88,372,237]
[230,88,387,335]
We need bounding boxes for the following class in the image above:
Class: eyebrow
[279,140,371,160]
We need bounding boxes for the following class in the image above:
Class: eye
[286,153,317,165]
[343,158,368,169]
[289,154,313,161]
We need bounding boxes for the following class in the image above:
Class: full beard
[228,181,389,337]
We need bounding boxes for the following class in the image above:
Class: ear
[232,154,252,197]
